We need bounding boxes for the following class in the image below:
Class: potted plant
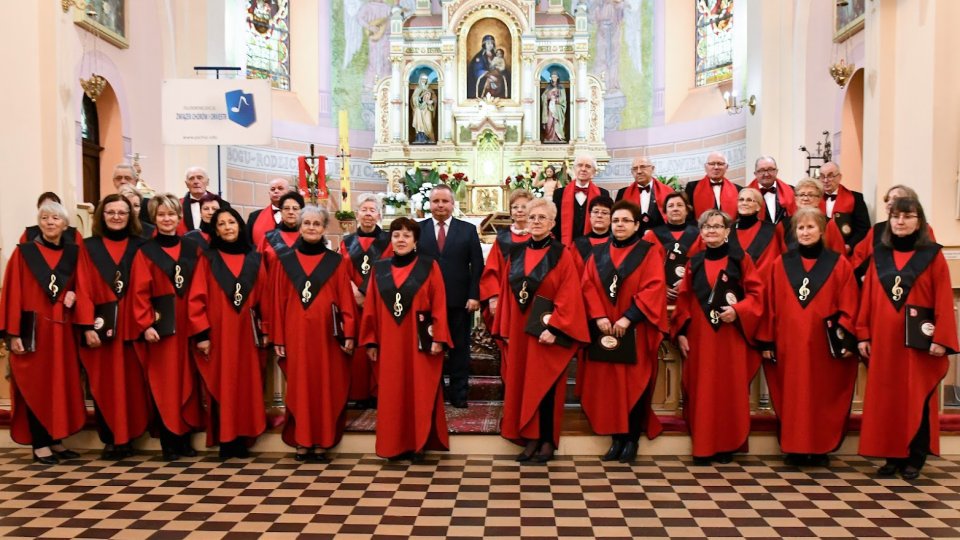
[382,192,408,215]
[335,209,357,233]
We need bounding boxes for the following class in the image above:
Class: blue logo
[225,90,256,127]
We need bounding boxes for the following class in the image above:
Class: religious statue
[411,74,436,144]
[468,34,510,99]
[540,70,567,143]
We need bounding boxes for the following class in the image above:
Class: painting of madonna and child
[466,19,512,100]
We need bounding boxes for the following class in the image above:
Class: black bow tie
[710,180,723,186]
[272,206,281,214]
[637,184,651,193]
[760,187,776,195]
[826,193,837,201]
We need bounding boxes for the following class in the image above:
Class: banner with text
[162,79,272,145]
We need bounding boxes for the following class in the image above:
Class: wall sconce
[829,59,856,88]
[723,91,757,115]
[62,0,88,13]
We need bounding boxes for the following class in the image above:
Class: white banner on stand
[162,79,272,145]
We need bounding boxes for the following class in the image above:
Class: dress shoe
[783,453,806,467]
[515,441,539,462]
[691,456,713,466]
[179,444,198,458]
[714,452,734,464]
[308,451,330,463]
[33,452,59,465]
[101,444,120,461]
[387,451,414,462]
[900,465,921,480]
[53,448,80,460]
[161,450,181,462]
[293,450,310,462]
[808,454,830,468]
[618,441,638,464]
[233,445,250,459]
[601,440,624,462]
[451,398,469,409]
[877,460,901,477]
[532,442,555,464]
[118,444,135,458]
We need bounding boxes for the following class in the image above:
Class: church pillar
[390,56,403,142]
[575,53,589,142]
[441,37,456,142]
[522,54,535,142]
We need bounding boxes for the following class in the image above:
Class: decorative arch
[449,0,529,37]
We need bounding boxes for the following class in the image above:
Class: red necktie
[437,220,446,252]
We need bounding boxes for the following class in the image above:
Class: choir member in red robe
[747,156,796,225]
[730,188,785,273]
[480,189,532,330]
[551,154,611,246]
[128,194,208,461]
[642,192,704,304]
[786,178,845,255]
[247,177,291,247]
[857,198,959,480]
[615,157,673,234]
[118,184,156,238]
[271,205,357,462]
[569,196,613,275]
[360,218,452,461]
[258,192,304,269]
[195,208,269,459]
[580,201,668,463]
[851,185,935,282]
[19,192,83,246]
[183,195,220,252]
[758,208,859,467]
[683,152,742,217]
[673,209,763,465]
[818,162,871,255]
[1,202,85,464]
[493,198,590,463]
[339,194,393,409]
[75,195,150,460]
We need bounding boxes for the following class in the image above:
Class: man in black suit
[418,184,484,408]
[552,154,611,246]
[819,161,871,255]
[180,166,230,232]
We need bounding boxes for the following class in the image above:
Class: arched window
[694,0,733,87]
[81,95,103,204]
[246,0,291,90]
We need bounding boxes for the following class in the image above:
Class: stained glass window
[246,0,291,90]
[695,0,733,87]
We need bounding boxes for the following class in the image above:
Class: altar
[369,0,610,214]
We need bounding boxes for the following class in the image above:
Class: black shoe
[161,450,181,462]
[451,398,469,409]
[601,439,624,462]
[101,444,120,461]
[387,451,414,462]
[784,453,806,467]
[33,452,59,465]
[410,452,426,464]
[233,445,250,459]
[118,444,135,458]
[618,441,639,464]
[900,465,921,480]
[877,460,901,477]
[691,456,712,466]
[293,450,310,462]
[532,442,555,464]
[53,448,80,460]
[516,441,539,462]
[714,452,734,464]
[808,454,830,468]
[179,444,198,458]
[308,451,330,463]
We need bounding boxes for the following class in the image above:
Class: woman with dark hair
[20,191,83,245]
[271,205,357,462]
[758,207,859,468]
[857,198,958,480]
[672,209,763,465]
[128,193,207,461]
[493,198,589,463]
[851,185,935,281]
[183,194,221,251]
[642,192,704,303]
[194,208,268,459]
[75,194,150,460]
[259,192,305,268]
[360,217,452,461]
[1,201,85,464]
[729,188,785,272]
[580,200,668,463]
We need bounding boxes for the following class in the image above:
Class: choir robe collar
[207,250,261,312]
[730,218,776,263]
[592,238,651,304]
[141,236,201,297]
[508,239,565,311]
[873,243,942,311]
[278,246,342,309]
[84,235,142,298]
[781,248,840,308]
[18,241,78,304]
[343,227,390,293]
[653,224,699,255]
[373,255,434,324]
[690,247,742,331]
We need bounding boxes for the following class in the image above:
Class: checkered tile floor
[0,450,958,539]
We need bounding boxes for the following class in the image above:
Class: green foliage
[657,175,682,191]
[335,210,356,221]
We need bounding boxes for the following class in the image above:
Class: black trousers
[25,404,55,450]
[93,400,115,446]
[444,307,472,400]
[538,385,557,444]
[152,403,188,452]
[615,384,655,443]
[907,399,932,469]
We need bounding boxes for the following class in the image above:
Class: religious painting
[834,0,865,42]
[74,0,127,49]
[695,0,733,87]
[465,19,512,100]
[408,67,439,145]
[539,65,571,144]
[246,0,291,90]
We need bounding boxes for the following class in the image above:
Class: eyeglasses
[631,165,653,171]
[701,224,727,231]
[891,213,919,221]
[104,211,130,217]
[821,173,841,179]
[590,209,611,216]
[528,215,551,223]
[611,218,636,224]
[796,192,819,199]
[706,162,727,167]
[755,168,777,174]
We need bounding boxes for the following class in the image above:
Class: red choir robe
[74,235,151,446]
[856,244,959,459]
[618,179,673,226]
[360,256,452,458]
[194,250,269,446]
[492,240,590,446]
[730,218,785,274]
[851,222,937,281]
[642,224,705,307]
[128,237,207,436]
[270,245,357,449]
[258,228,300,269]
[671,248,764,458]
[758,249,859,454]
[20,226,84,246]
[183,229,212,252]
[569,233,611,276]
[340,228,393,401]
[480,229,529,327]
[747,179,797,223]
[689,176,739,218]
[782,218,846,256]
[249,205,279,248]
[558,182,602,246]
[0,242,86,445]
[579,237,668,438]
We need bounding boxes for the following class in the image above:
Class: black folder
[250,308,267,348]
[92,301,119,342]
[664,251,688,288]
[586,323,637,364]
[707,270,743,312]
[150,295,176,338]
[416,311,433,352]
[824,312,857,359]
[905,304,935,351]
[523,295,573,347]
[332,304,346,344]
[19,311,36,353]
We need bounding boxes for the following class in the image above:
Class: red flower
[453,172,465,180]
[440,173,449,181]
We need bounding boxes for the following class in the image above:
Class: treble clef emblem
[709,309,720,325]
[798,277,811,301]
[672,242,682,254]
[360,255,371,275]
[301,280,312,304]
[518,281,529,305]
[174,264,184,289]
[608,275,618,299]
[892,275,904,301]
[113,270,124,295]
[48,275,59,298]
[233,283,243,307]
[393,292,403,317]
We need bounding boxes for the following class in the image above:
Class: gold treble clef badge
[518,281,529,305]
[360,255,371,275]
[301,280,312,304]
[113,270,124,295]
[798,277,811,301]
[709,309,720,325]
[393,292,403,317]
[48,275,59,297]
[233,283,243,307]
[174,264,184,289]
[608,275,618,299]
[892,275,904,301]
[673,242,682,254]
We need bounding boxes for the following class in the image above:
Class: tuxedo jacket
[180,191,231,231]
[418,217,484,307]
[747,179,796,225]
[615,180,673,233]
[551,184,611,244]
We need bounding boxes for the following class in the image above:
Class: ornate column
[574,0,589,142]
[389,5,404,142]
[441,38,456,142]
[522,54,535,142]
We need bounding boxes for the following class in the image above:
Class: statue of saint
[411,74,436,144]
[540,70,567,143]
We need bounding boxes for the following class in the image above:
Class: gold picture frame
[75,0,128,49]
[834,0,865,43]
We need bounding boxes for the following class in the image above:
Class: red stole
[560,182,601,245]
[621,180,669,213]
[747,178,796,221]
[693,176,739,216]
[820,184,855,215]
[251,206,278,247]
